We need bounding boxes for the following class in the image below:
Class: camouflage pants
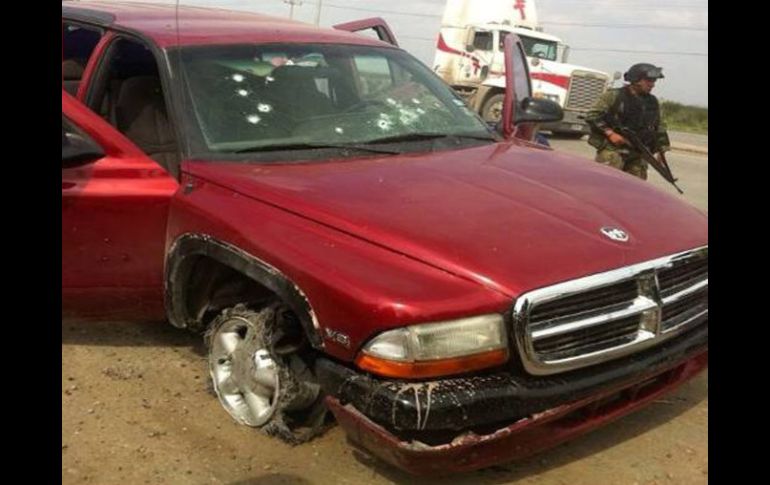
[595,149,648,180]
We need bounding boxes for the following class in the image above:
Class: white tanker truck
[433,0,616,136]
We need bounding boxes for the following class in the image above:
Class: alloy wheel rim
[209,316,280,426]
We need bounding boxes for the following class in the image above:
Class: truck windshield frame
[505,34,558,62]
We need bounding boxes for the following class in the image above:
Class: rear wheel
[206,303,329,443]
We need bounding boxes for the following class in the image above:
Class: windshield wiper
[360,132,497,145]
[234,142,401,155]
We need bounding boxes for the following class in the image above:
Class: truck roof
[467,22,563,43]
[493,25,562,43]
[507,27,562,43]
[62,1,395,49]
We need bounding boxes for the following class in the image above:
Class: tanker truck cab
[451,25,565,120]
[433,0,612,135]
[458,25,565,84]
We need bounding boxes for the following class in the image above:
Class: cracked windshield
[179,43,493,157]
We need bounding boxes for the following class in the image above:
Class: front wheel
[206,303,328,444]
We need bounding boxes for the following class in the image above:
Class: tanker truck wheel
[481,93,505,123]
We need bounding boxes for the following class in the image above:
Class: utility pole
[314,0,323,25]
[283,0,303,20]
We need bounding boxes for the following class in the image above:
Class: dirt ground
[62,318,707,485]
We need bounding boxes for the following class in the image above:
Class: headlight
[355,315,509,379]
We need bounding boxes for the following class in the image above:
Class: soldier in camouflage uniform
[586,63,670,180]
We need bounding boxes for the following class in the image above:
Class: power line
[322,4,706,31]
[269,3,708,58]
[538,0,706,6]
[571,47,707,57]
[312,0,707,9]
[399,35,707,57]
[539,0,704,2]
[539,0,706,8]
[323,3,441,19]
[400,35,438,42]
[539,0,705,5]
[541,21,707,31]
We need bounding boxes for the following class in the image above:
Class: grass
[661,100,708,134]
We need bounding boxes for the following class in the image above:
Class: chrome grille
[659,256,707,298]
[532,314,640,357]
[565,72,608,111]
[513,246,708,375]
[662,286,708,331]
[529,279,638,324]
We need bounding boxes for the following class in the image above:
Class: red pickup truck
[62,2,708,475]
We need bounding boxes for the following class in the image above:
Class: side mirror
[62,131,105,168]
[515,97,564,125]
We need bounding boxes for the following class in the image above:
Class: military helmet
[623,63,665,83]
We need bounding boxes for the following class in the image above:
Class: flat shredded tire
[206,303,330,444]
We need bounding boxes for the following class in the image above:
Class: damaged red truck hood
[186,141,707,297]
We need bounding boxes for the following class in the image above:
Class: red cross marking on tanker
[514,0,527,20]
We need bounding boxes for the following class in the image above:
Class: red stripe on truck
[530,72,570,89]
[436,33,481,73]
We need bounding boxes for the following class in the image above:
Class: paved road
[669,131,708,150]
[547,134,708,213]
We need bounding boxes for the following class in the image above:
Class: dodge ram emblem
[600,226,629,242]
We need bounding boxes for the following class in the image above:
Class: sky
[88,0,708,107]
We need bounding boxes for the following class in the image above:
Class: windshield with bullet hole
[177,44,493,158]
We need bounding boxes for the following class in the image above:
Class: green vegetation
[661,100,708,134]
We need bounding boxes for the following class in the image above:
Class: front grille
[662,287,708,331]
[529,279,638,324]
[565,72,608,111]
[514,246,708,375]
[533,314,640,357]
[659,256,708,298]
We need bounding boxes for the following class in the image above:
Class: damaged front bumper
[317,324,707,475]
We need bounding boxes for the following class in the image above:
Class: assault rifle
[615,126,684,195]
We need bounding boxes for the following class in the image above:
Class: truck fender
[481,76,507,90]
[164,234,323,349]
